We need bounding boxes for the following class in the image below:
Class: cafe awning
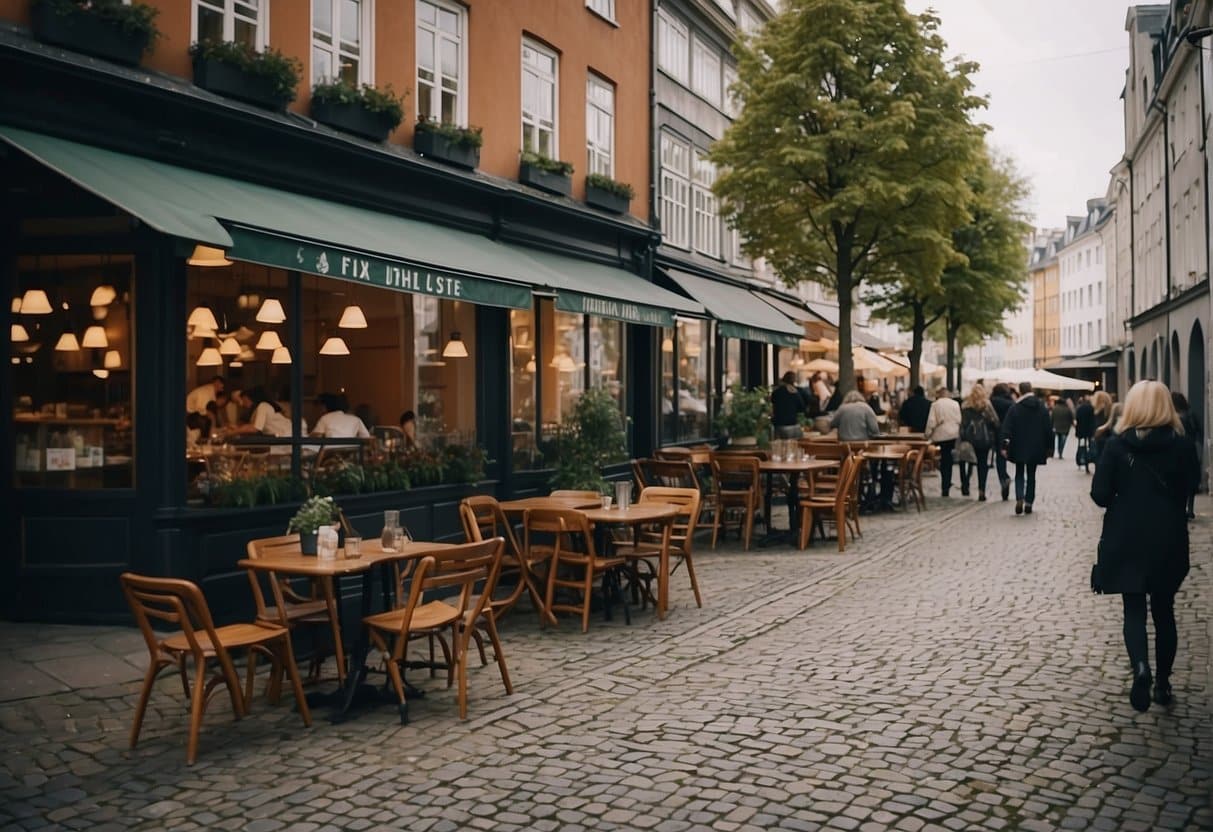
[661,269,802,347]
[754,291,836,340]
[0,126,548,309]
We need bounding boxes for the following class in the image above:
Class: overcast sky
[904,0,1131,229]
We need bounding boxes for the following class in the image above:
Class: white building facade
[1057,201,1111,360]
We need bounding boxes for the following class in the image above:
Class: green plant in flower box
[189,40,302,102]
[520,151,574,176]
[718,384,772,446]
[585,173,635,200]
[414,116,484,149]
[288,495,338,534]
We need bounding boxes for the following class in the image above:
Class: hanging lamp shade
[55,332,80,352]
[271,346,292,364]
[92,305,109,321]
[256,298,286,324]
[338,305,368,329]
[104,349,121,369]
[187,306,220,331]
[319,336,351,356]
[255,330,283,350]
[11,324,29,342]
[20,289,52,315]
[228,360,244,368]
[661,336,674,353]
[11,297,21,314]
[187,244,232,267]
[93,369,110,379]
[441,332,469,358]
[550,353,577,372]
[524,357,536,373]
[219,337,242,356]
[81,326,108,349]
[196,347,223,367]
[89,285,117,306]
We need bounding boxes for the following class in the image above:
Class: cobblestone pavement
[1,461,1210,832]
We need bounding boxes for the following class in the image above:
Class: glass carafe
[380,509,401,552]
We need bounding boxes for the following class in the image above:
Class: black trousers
[960,452,991,494]
[1122,592,1178,678]
[936,439,955,494]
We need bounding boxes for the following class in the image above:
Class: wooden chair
[245,534,346,685]
[613,486,702,610]
[900,447,928,512]
[364,538,507,724]
[653,446,693,461]
[459,495,553,626]
[710,454,762,551]
[120,572,311,765]
[631,459,649,490]
[798,453,864,552]
[530,508,628,633]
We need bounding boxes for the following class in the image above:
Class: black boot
[1130,661,1152,712]
[1000,479,1010,501]
[1154,676,1173,705]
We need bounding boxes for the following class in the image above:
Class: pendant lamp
[338,305,368,329]
[187,306,220,332]
[661,336,674,353]
[55,332,80,352]
[255,330,283,350]
[319,337,351,356]
[20,289,52,315]
[11,297,21,314]
[219,337,242,356]
[89,285,117,306]
[256,298,286,324]
[442,332,468,358]
[104,350,121,369]
[11,324,29,342]
[81,326,108,349]
[271,346,292,364]
[187,244,232,267]
[196,347,223,367]
[93,369,110,379]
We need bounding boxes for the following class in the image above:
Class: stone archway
[1128,349,1136,384]
[1141,348,1148,380]
[1189,321,1205,435]
[1150,342,1159,379]
[1171,331,1182,391]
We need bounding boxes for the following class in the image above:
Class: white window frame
[585,0,616,24]
[722,64,740,118]
[192,0,269,49]
[311,0,373,86]
[691,37,722,106]
[586,73,615,177]
[521,38,559,158]
[693,152,720,258]
[416,0,467,126]
[660,132,691,249]
[737,4,763,37]
[657,9,689,85]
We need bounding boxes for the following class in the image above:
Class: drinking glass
[602,495,614,510]
[380,509,401,553]
[344,536,362,559]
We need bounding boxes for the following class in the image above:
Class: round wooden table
[580,503,679,620]
[757,458,840,545]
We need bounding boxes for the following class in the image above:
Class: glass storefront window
[660,326,676,442]
[718,336,742,424]
[588,316,625,406]
[510,306,541,469]
[677,318,709,441]
[538,301,585,450]
[11,255,135,488]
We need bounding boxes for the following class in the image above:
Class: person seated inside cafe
[830,390,881,441]
[186,411,210,450]
[186,375,224,417]
[225,388,253,426]
[226,387,303,449]
[399,410,419,451]
[311,393,370,439]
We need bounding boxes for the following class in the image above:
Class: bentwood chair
[459,495,554,626]
[798,453,864,552]
[120,572,311,764]
[710,454,762,550]
[613,486,702,610]
[531,507,629,633]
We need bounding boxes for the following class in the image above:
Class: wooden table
[757,458,840,546]
[499,496,603,513]
[581,503,679,620]
[859,448,908,512]
[239,540,454,721]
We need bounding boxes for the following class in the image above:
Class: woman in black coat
[1091,380,1200,712]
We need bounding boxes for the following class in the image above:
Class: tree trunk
[836,261,855,398]
[945,314,959,392]
[908,303,925,390]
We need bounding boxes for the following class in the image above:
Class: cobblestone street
[1,460,1210,832]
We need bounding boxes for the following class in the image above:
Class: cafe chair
[900,447,928,512]
[531,508,629,633]
[460,495,553,626]
[364,538,507,724]
[246,534,346,685]
[710,454,762,551]
[613,486,702,610]
[120,572,311,765]
[798,453,864,552]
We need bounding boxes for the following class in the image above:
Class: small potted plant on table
[519,151,574,197]
[311,81,405,142]
[584,173,634,214]
[31,0,159,67]
[413,117,483,169]
[190,40,301,111]
[288,495,338,555]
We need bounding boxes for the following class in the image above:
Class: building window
[585,0,615,21]
[194,0,264,48]
[691,37,722,106]
[589,317,626,421]
[723,64,740,118]
[660,133,691,249]
[738,4,762,36]
[522,39,558,158]
[586,74,615,177]
[657,10,689,84]
[416,0,465,124]
[312,0,369,86]
[693,153,720,258]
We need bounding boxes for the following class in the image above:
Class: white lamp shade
[104,349,121,369]
[661,337,674,353]
[81,326,108,349]
[189,326,216,340]
[319,336,351,356]
[256,298,286,324]
[338,305,368,329]
[187,244,233,267]
[187,306,220,331]
[196,347,223,367]
[551,354,577,372]
[55,332,80,351]
[219,337,242,356]
[10,297,21,314]
[271,346,292,364]
[442,332,469,358]
[11,324,29,342]
[91,305,109,321]
[255,330,283,350]
[89,285,117,306]
[93,369,110,379]
[20,289,52,315]
[228,360,244,368]
[524,358,536,373]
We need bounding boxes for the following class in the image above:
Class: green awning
[0,126,538,309]
[662,268,802,347]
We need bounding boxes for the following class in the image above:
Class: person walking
[1170,392,1202,519]
[958,384,1000,501]
[1051,396,1074,459]
[1075,393,1096,472]
[1091,380,1199,711]
[990,383,1016,500]
[898,385,931,434]
[771,372,807,440]
[1089,390,1113,466]
[999,381,1051,515]
[924,387,962,497]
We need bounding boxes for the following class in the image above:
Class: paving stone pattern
[0,461,1210,831]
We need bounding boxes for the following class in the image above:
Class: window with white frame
[586,0,615,21]
[692,37,722,106]
[312,0,369,86]
[738,4,763,36]
[194,0,264,49]
[712,0,735,18]
[522,39,558,158]
[723,64,739,118]
[729,222,750,266]
[693,152,720,258]
[416,0,465,124]
[660,133,691,248]
[657,10,689,84]
[586,74,615,177]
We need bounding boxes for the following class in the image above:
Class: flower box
[31,4,152,67]
[193,56,291,111]
[413,129,480,170]
[519,162,572,197]
[585,183,630,214]
[312,99,396,142]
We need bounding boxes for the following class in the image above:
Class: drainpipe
[1154,97,1173,384]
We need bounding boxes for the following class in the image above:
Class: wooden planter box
[312,100,397,142]
[31,4,150,66]
[413,129,480,170]
[519,162,572,197]
[193,56,291,111]
[585,183,630,214]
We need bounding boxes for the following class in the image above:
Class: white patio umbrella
[1026,369,1095,391]
[804,357,839,372]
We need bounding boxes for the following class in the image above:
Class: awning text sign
[719,321,800,347]
[556,290,674,327]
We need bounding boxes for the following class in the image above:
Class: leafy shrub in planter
[584,173,634,213]
[413,117,483,168]
[415,117,484,149]
[31,0,159,66]
[519,152,574,197]
[551,388,628,492]
[312,81,405,140]
[288,495,339,534]
[189,40,301,109]
[719,384,772,446]
[585,173,635,200]
[520,151,574,176]
[441,444,487,484]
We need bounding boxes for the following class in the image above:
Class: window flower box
[519,153,574,197]
[584,174,635,214]
[413,120,482,170]
[311,82,405,143]
[190,42,301,111]
[31,0,158,67]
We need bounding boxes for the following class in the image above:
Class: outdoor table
[860,448,909,513]
[758,458,840,546]
[499,495,604,513]
[580,503,678,620]
[238,540,454,722]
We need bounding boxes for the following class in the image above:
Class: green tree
[712,0,983,396]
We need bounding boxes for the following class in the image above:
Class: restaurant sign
[226,227,533,310]
[719,321,801,348]
[555,290,674,328]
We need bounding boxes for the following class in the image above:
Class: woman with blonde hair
[1091,380,1199,712]
[958,384,1000,500]
[1090,390,1114,464]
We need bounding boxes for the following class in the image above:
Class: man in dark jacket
[770,372,807,439]
[1075,394,1096,472]
[898,385,930,433]
[999,381,1052,515]
[990,383,1015,500]
[1050,397,1074,459]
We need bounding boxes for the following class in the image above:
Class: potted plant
[551,388,628,491]
[719,384,772,447]
[584,173,634,214]
[288,495,338,555]
[519,151,574,197]
[31,0,159,67]
[311,81,405,142]
[413,117,483,170]
[189,40,301,111]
